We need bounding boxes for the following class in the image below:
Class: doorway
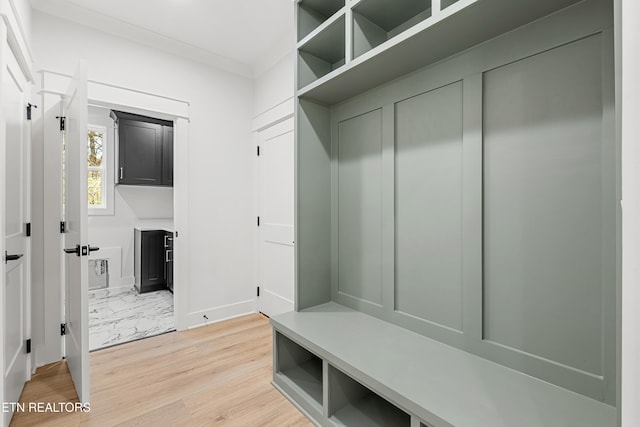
[256,117,294,317]
[84,105,175,351]
[34,70,190,403]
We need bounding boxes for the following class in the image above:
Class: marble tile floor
[89,286,175,351]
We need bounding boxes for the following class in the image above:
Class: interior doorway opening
[82,105,176,351]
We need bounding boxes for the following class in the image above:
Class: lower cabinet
[135,229,168,293]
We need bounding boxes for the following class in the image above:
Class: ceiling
[30,0,295,77]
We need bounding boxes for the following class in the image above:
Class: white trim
[0,22,9,427]
[39,70,190,120]
[618,0,640,425]
[186,300,256,329]
[0,0,34,83]
[173,118,189,331]
[252,96,294,132]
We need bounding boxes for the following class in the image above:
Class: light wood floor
[11,314,312,427]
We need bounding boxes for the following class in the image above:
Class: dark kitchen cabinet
[135,229,167,293]
[162,126,174,187]
[111,110,173,187]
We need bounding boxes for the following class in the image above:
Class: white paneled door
[257,118,294,317]
[62,62,90,403]
[2,35,30,427]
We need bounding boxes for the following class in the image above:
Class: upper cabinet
[110,110,174,187]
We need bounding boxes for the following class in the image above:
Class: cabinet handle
[165,250,172,263]
[164,235,173,248]
[120,167,123,180]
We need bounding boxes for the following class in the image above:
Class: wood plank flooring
[11,314,312,427]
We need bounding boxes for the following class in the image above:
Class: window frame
[87,123,114,215]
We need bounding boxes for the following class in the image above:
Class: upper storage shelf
[296,0,583,105]
[298,0,345,41]
[353,0,432,59]
[298,14,346,89]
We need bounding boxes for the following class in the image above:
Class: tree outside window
[88,125,107,208]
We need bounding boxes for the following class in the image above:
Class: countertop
[134,219,174,233]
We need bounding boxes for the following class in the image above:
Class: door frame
[34,70,190,368]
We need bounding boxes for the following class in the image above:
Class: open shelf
[298,0,584,104]
[441,0,461,9]
[352,0,432,59]
[275,332,323,409]
[298,0,345,41]
[329,364,410,427]
[298,14,346,89]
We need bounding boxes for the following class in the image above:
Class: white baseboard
[258,289,294,317]
[187,299,256,329]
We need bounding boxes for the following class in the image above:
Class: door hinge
[257,216,260,227]
[26,339,31,354]
[26,103,37,120]
[60,323,66,336]
[56,116,66,131]
[25,223,31,237]
[257,146,260,156]
[60,221,66,233]
[257,286,260,297]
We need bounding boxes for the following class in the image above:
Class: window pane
[88,130,104,167]
[88,170,103,206]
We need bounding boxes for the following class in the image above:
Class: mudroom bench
[271,303,615,427]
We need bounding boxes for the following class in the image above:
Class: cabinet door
[119,120,163,185]
[162,126,174,186]
[141,230,166,291]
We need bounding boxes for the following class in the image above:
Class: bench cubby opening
[328,364,411,427]
[274,332,323,410]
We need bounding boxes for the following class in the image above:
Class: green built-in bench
[271,303,615,427]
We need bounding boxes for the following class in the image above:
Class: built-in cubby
[274,332,323,411]
[441,0,460,9]
[352,0,431,58]
[298,14,346,89]
[329,365,410,426]
[298,0,345,41]
[276,0,618,425]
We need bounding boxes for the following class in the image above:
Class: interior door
[2,39,30,427]
[257,118,294,317]
[62,62,90,403]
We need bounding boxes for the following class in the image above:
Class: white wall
[31,10,255,333]
[253,51,294,119]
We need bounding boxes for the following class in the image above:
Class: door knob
[63,245,81,256]
[63,245,100,257]
[4,251,23,264]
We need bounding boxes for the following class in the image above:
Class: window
[88,125,107,209]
